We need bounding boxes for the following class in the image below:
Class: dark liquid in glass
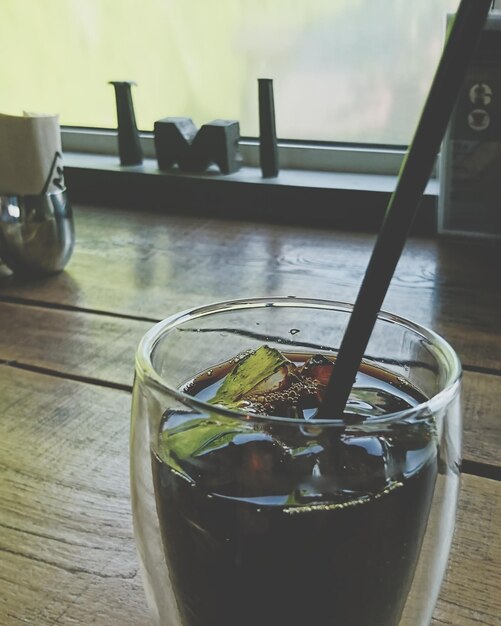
[152,356,437,626]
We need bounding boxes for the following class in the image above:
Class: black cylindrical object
[109,81,143,166]
[258,78,279,178]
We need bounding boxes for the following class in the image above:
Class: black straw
[317,0,492,419]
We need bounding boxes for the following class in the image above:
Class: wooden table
[0,204,499,625]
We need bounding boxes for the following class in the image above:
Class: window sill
[64,152,438,234]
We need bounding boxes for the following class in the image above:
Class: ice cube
[232,432,290,495]
[314,435,390,496]
[298,354,334,388]
[347,387,413,417]
[158,413,254,478]
[197,430,291,496]
[209,345,300,411]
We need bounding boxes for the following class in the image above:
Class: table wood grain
[0,206,500,370]
[0,204,499,625]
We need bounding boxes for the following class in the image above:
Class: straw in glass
[317,0,492,419]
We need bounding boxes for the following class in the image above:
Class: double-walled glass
[131,298,461,626]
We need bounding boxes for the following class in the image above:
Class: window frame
[61,126,408,176]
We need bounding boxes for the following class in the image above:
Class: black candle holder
[109,81,143,167]
[258,78,279,178]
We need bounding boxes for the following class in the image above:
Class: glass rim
[135,297,462,426]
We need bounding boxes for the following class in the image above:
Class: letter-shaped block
[154,118,240,174]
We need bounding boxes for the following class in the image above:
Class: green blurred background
[1,0,459,144]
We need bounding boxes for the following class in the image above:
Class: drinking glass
[130,297,461,626]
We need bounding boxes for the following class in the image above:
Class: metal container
[0,188,74,275]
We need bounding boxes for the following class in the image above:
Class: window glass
[2,0,459,144]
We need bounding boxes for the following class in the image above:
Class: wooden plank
[0,366,149,625]
[0,205,500,371]
[0,367,499,625]
[462,371,501,471]
[0,301,149,388]
[0,301,499,469]
[432,474,501,626]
